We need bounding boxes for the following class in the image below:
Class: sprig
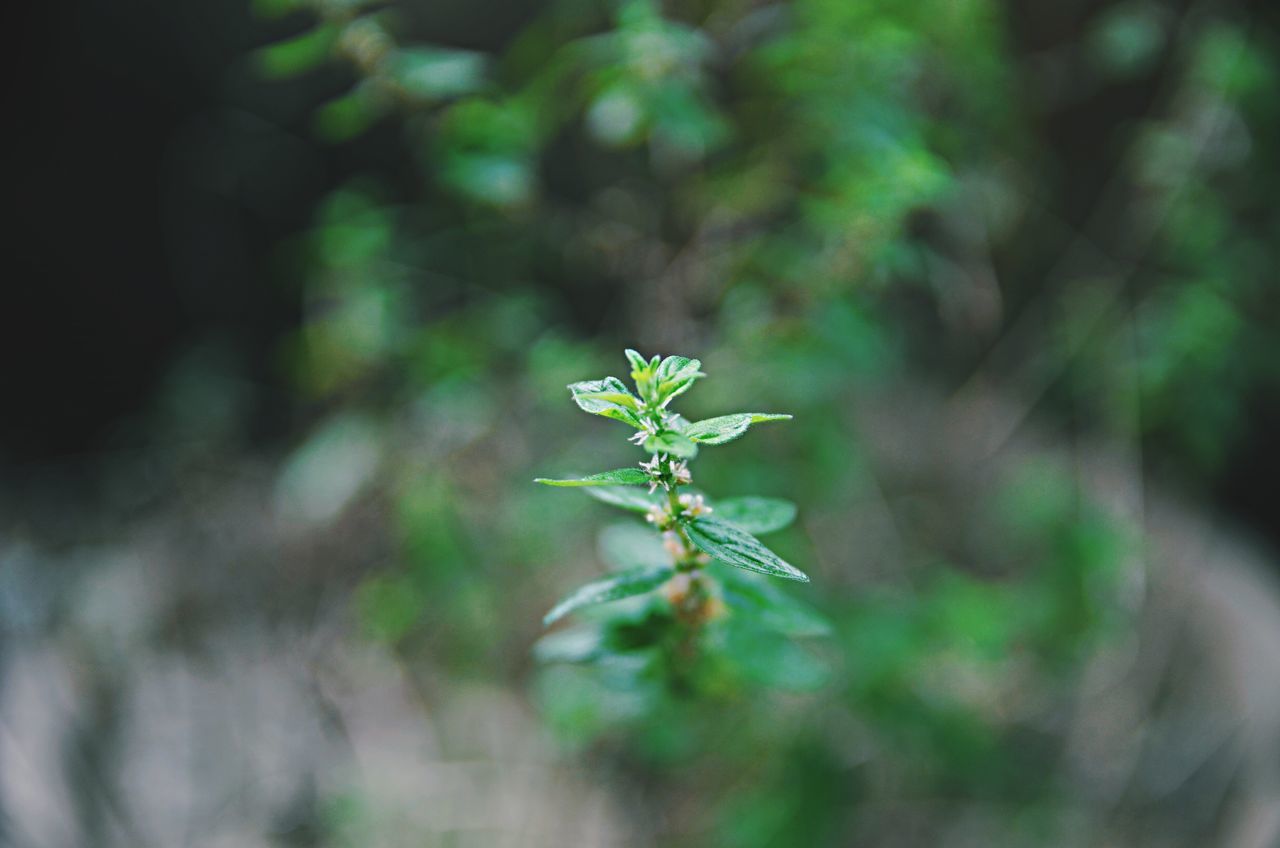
[535,350,814,634]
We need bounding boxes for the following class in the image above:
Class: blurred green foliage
[248,0,1279,843]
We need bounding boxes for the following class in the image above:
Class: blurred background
[5,0,1280,845]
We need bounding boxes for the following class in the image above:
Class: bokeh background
[6,0,1280,845]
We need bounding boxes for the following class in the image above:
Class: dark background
[8,0,1278,547]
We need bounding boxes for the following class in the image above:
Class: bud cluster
[638,454,691,494]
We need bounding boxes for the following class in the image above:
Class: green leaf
[313,84,386,142]
[535,468,649,487]
[385,47,487,100]
[644,431,698,458]
[714,497,797,535]
[584,486,659,513]
[712,564,831,637]
[684,413,792,445]
[653,356,704,405]
[598,523,671,570]
[442,153,534,208]
[685,516,809,581]
[533,623,607,663]
[664,412,692,432]
[544,566,674,625]
[568,378,644,428]
[624,348,650,375]
[256,24,338,79]
[720,619,830,690]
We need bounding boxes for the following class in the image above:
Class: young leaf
[584,486,660,512]
[712,564,831,637]
[644,431,698,458]
[684,413,792,445]
[624,348,650,376]
[714,497,797,535]
[653,356,704,405]
[535,468,649,487]
[567,378,644,428]
[684,516,809,581]
[543,565,674,625]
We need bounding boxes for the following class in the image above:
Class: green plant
[534,351,826,681]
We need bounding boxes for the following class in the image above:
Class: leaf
[535,468,648,487]
[256,24,338,79]
[624,348,650,375]
[598,523,671,570]
[720,619,830,690]
[443,153,533,208]
[533,623,607,663]
[684,413,792,445]
[712,564,831,637]
[664,412,692,432]
[385,47,487,100]
[643,431,698,458]
[714,497,797,535]
[313,84,386,142]
[543,566,674,625]
[584,486,659,513]
[653,356,704,405]
[685,516,809,582]
[568,378,644,428]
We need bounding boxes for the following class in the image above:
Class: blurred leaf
[256,24,338,79]
[714,496,797,535]
[251,0,304,18]
[533,622,609,663]
[684,413,792,445]
[719,619,829,691]
[386,46,489,100]
[544,565,674,625]
[686,517,809,582]
[644,430,698,458]
[598,523,670,570]
[313,83,386,142]
[714,565,831,637]
[586,84,645,145]
[441,153,534,207]
[535,468,649,487]
[276,414,381,525]
[1087,1,1168,79]
[356,573,423,642]
[585,485,660,513]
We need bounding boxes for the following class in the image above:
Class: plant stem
[662,459,698,571]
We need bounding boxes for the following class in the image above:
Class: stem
[663,459,697,571]
[658,456,714,647]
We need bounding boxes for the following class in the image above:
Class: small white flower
[638,454,663,492]
[670,460,692,486]
[678,493,711,518]
[662,531,685,558]
[629,430,648,445]
[645,504,667,525]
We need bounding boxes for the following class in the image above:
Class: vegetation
[534,351,826,699]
